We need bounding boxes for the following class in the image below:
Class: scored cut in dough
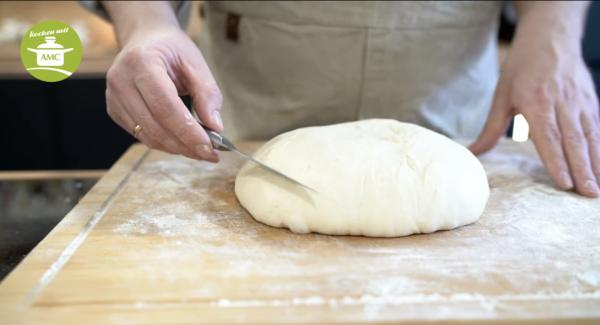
[235,119,489,237]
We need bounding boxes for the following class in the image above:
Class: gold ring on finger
[133,124,142,138]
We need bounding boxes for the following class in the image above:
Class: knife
[200,124,316,192]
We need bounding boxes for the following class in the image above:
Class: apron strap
[225,12,241,42]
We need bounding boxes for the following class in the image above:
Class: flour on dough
[235,119,489,237]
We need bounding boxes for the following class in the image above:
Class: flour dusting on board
[105,142,600,320]
[114,213,207,236]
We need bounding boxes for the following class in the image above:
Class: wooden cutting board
[1,140,599,324]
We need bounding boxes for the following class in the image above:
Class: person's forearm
[513,1,589,48]
[102,1,180,46]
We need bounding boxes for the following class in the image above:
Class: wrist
[103,1,180,46]
[513,2,588,50]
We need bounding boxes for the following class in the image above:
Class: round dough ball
[235,119,489,237]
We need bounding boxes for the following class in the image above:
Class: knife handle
[199,123,232,151]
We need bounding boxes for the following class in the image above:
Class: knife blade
[200,124,316,192]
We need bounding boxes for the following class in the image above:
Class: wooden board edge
[0,144,149,308]
[0,170,106,181]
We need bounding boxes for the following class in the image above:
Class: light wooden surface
[0,141,599,324]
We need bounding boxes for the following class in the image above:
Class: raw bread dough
[235,119,489,237]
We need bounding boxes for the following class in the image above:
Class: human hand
[105,4,223,162]
[470,21,600,197]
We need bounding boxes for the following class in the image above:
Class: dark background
[0,79,134,170]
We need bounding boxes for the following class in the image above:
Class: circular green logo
[20,20,83,82]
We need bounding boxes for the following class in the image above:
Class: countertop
[0,141,599,324]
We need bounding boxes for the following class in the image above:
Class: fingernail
[196,144,212,157]
[583,179,599,195]
[560,172,573,189]
[211,110,223,131]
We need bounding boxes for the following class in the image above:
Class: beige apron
[199,1,502,140]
